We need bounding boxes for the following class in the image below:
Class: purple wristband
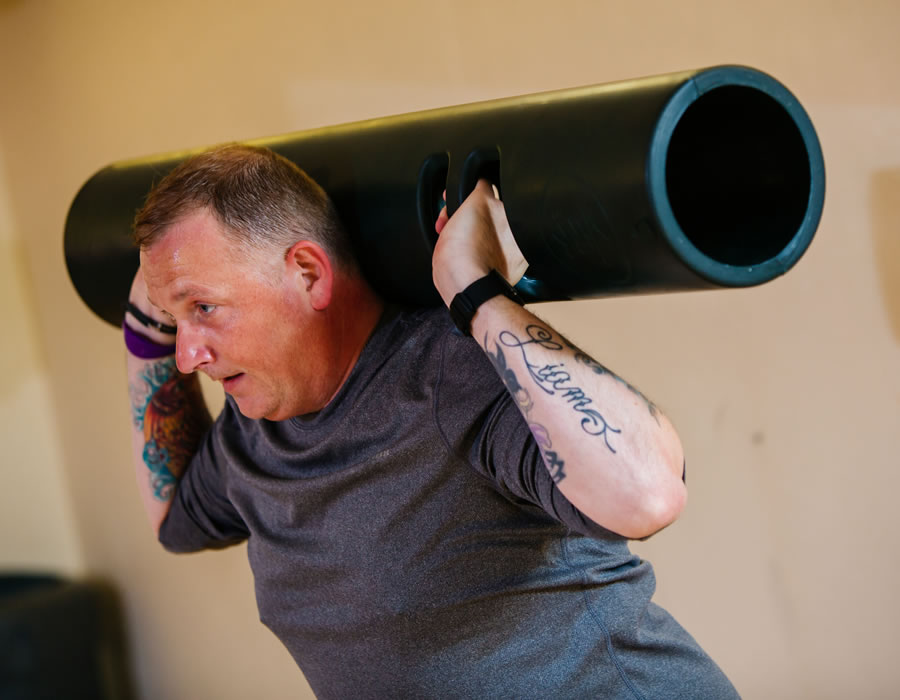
[123,322,176,359]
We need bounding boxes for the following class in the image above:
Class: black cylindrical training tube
[64,65,825,327]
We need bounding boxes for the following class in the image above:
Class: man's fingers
[435,204,449,235]
[435,179,501,236]
[434,190,449,235]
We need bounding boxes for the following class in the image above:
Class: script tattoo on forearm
[484,323,628,483]
[130,358,210,501]
[562,339,660,424]
[493,325,622,454]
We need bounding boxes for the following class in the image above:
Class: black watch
[449,270,524,336]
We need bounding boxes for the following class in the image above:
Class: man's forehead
[145,276,216,308]
[141,242,211,301]
[141,250,267,314]
[140,216,217,275]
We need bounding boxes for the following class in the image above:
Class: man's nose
[175,324,214,374]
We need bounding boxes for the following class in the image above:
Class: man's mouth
[222,373,245,391]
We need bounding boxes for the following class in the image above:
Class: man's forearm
[431,180,686,538]
[127,350,211,536]
[124,266,212,536]
[471,296,686,540]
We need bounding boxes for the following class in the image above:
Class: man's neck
[322,275,385,407]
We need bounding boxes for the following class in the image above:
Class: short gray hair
[133,143,356,270]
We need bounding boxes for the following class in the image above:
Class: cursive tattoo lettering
[496,326,622,453]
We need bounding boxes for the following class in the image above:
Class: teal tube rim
[647,65,826,287]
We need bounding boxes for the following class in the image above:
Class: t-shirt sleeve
[157,407,250,553]
[437,328,626,542]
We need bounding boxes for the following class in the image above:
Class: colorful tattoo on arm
[484,336,567,484]
[130,358,210,501]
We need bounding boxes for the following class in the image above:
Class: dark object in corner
[0,574,134,700]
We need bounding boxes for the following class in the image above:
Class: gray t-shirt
[160,306,737,699]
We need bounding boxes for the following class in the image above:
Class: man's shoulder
[390,305,491,363]
[393,304,452,331]
[383,304,454,349]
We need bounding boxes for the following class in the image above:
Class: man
[124,144,738,698]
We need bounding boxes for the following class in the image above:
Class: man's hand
[432,180,529,307]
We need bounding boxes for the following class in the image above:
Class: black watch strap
[449,270,524,336]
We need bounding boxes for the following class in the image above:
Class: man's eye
[197,303,216,315]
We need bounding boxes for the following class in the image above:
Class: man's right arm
[126,268,212,536]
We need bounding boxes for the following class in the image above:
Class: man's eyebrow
[171,285,213,302]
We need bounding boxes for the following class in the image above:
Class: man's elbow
[620,447,688,540]
[639,427,688,535]
[568,430,688,540]
[630,477,687,540]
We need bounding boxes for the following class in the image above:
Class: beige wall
[1,0,898,698]
[0,143,83,574]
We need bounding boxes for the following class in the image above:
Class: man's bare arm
[126,269,211,536]
[433,182,685,540]
[468,298,685,540]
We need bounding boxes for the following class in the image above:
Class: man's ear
[285,241,334,311]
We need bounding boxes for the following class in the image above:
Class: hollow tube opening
[665,85,811,267]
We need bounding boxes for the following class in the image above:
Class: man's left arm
[433,181,686,540]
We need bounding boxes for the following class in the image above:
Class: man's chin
[233,396,295,422]
[231,395,270,421]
